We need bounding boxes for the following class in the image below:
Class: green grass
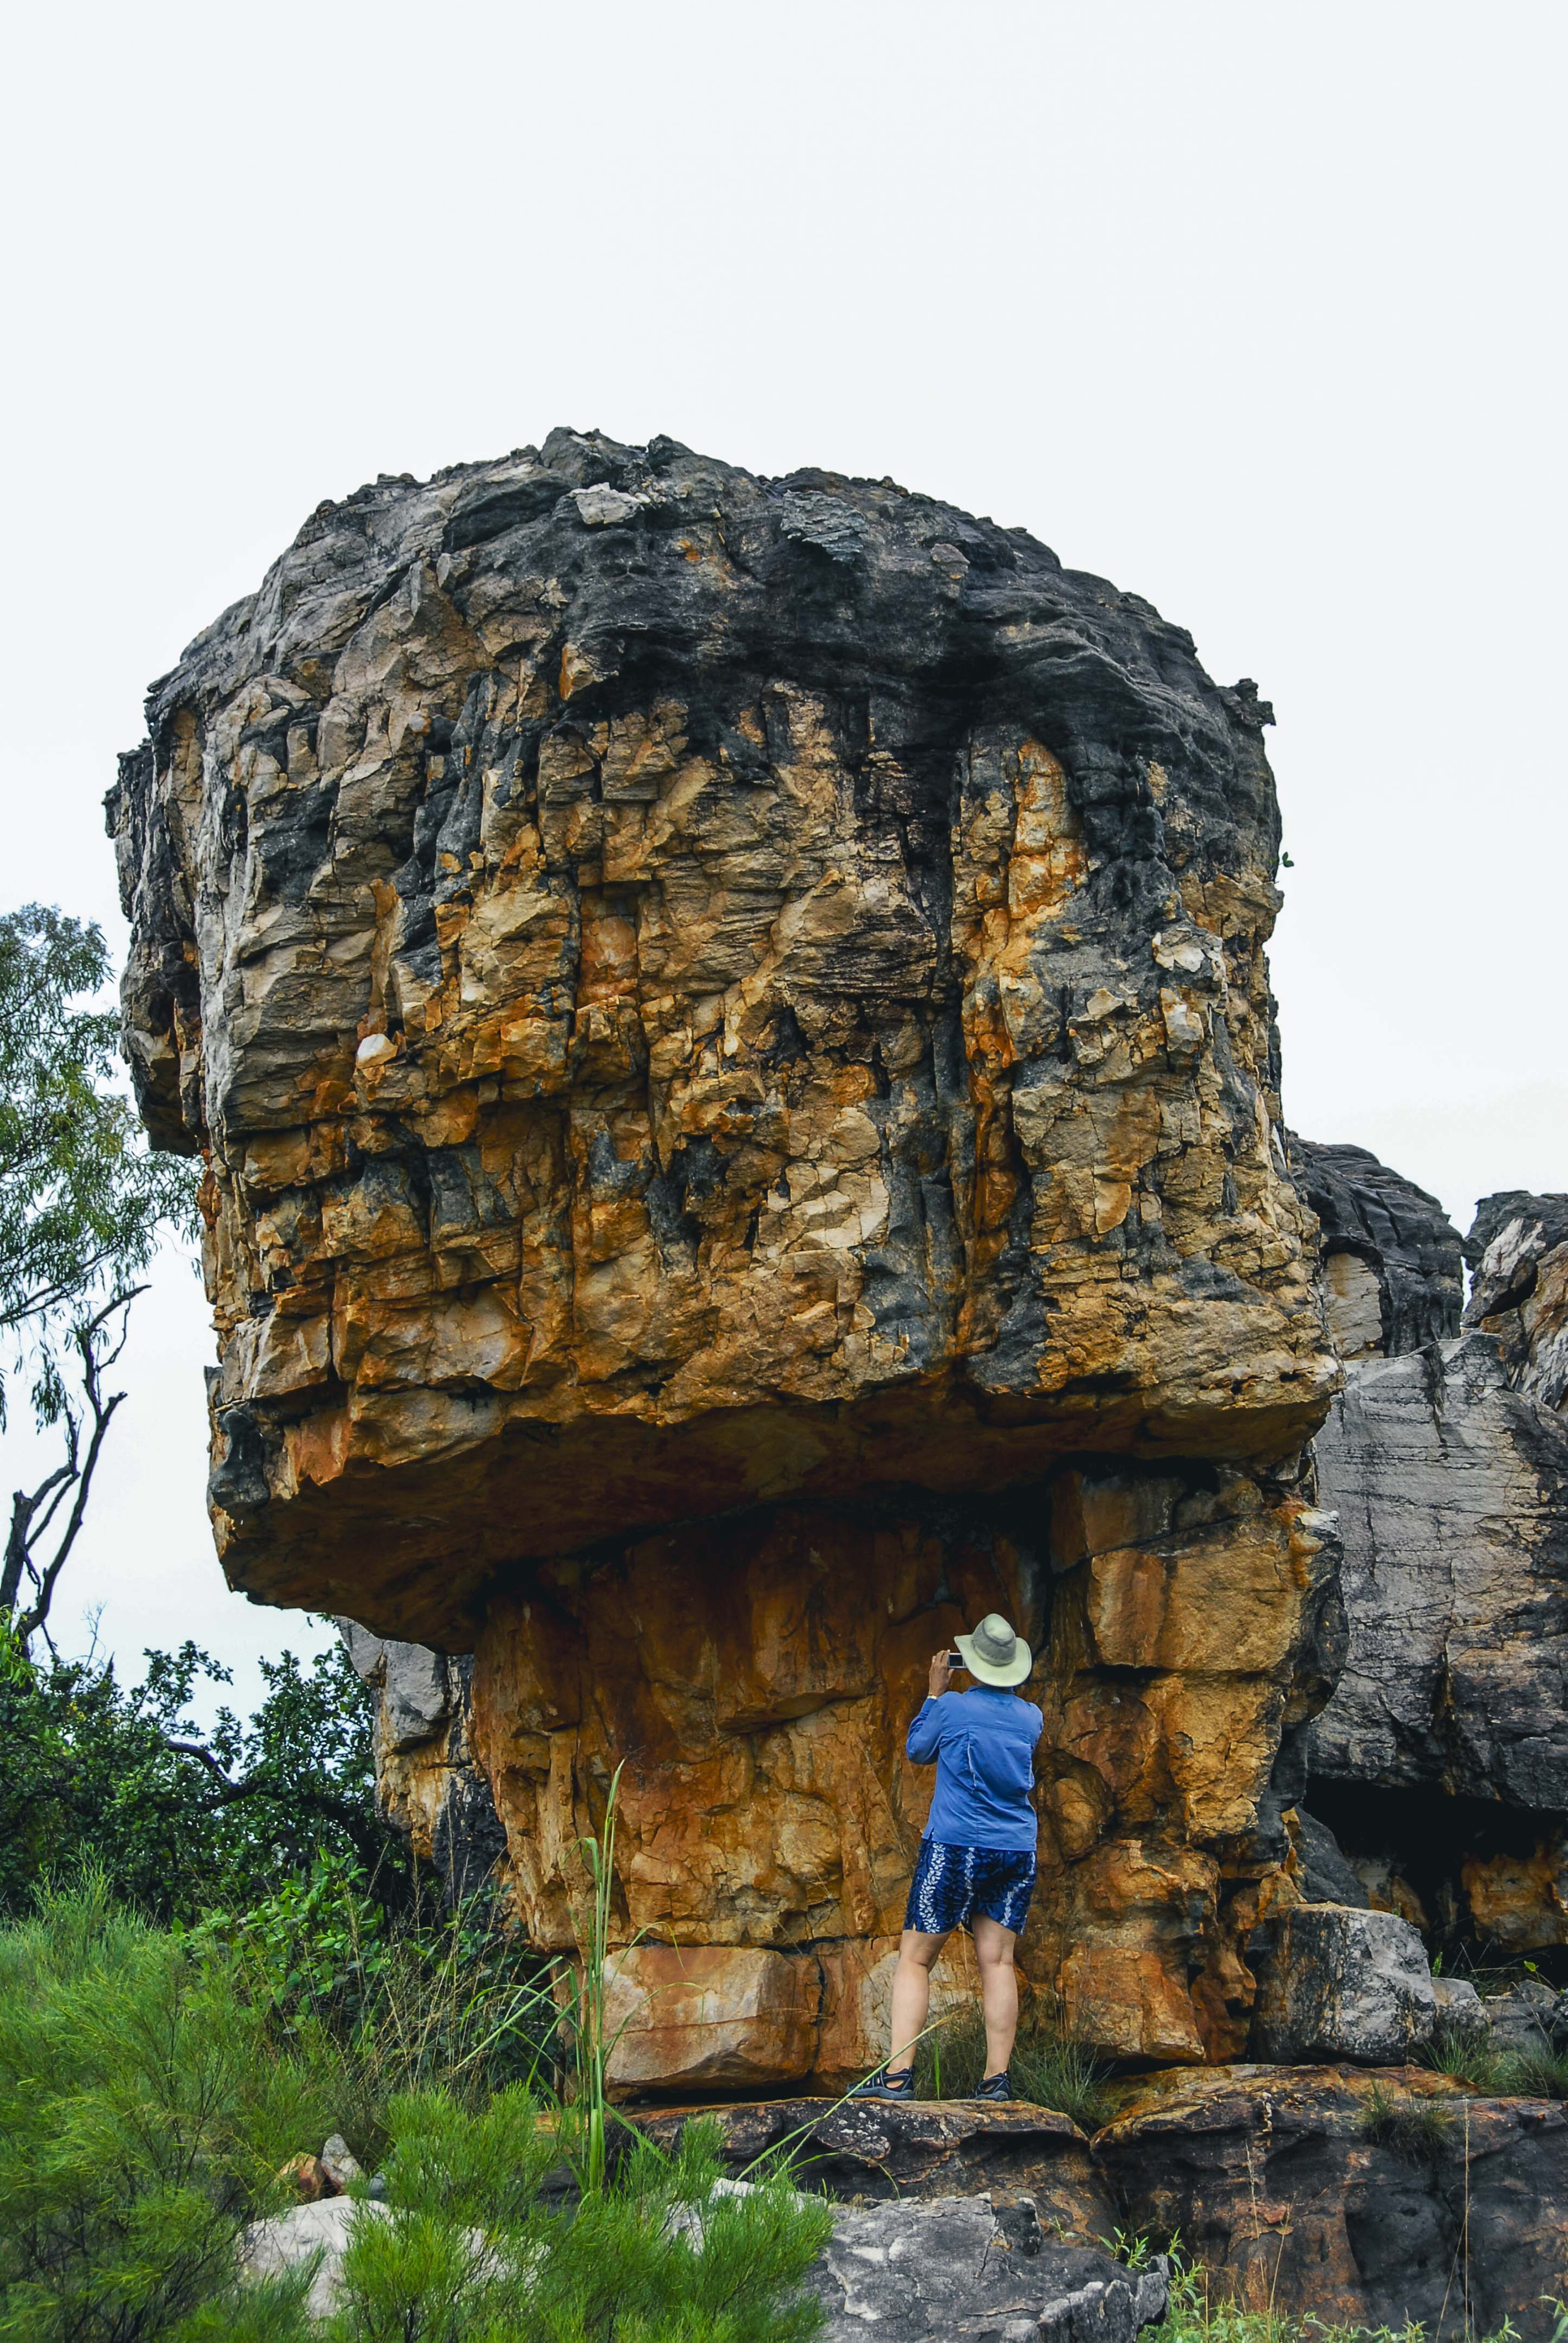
[1357,2082,1452,2161]
[912,1999,1113,2131]
[1123,2237,1523,2343]
[1421,2013,1568,2102]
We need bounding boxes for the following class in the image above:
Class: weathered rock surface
[1309,1335,1568,1810]
[338,1620,504,1899]
[633,2096,1112,2238]
[109,427,1328,1632]
[471,1476,1340,2074]
[1291,1138,1463,1360]
[1467,1190,1568,1414]
[1291,1148,1568,1954]
[1249,1902,1436,2063]
[805,2200,1167,2343]
[113,430,1341,2078]
[1094,2064,1568,2341]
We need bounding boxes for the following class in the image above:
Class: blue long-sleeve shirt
[906,1684,1043,1852]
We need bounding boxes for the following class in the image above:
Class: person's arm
[905,1650,955,1764]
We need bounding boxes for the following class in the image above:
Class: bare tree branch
[165,1741,392,1872]
[5,1288,145,1648]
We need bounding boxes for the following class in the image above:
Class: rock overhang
[109,427,1332,1645]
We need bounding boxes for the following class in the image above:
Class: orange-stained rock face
[460,1475,1338,2077]
[111,430,1342,2081]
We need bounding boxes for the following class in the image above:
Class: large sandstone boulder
[111,429,1339,2076]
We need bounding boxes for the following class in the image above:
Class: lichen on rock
[111,428,1341,2080]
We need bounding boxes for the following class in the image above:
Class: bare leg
[973,1916,1019,2078]
[887,1928,949,2072]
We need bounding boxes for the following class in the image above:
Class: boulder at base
[1250,1901,1436,2062]
[241,2183,1165,2341]
[806,2197,1167,2343]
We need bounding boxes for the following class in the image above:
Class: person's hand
[928,1649,954,1699]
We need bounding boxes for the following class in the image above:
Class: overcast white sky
[2,1,1563,1713]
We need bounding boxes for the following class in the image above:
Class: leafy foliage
[0,903,196,1410]
[0,1881,328,2342]
[0,1888,831,2343]
[0,1629,395,1922]
[189,1863,559,2163]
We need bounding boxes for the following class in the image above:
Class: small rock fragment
[277,2152,329,2202]
[320,2134,363,2191]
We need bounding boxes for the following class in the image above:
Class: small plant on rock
[1358,2082,1454,2162]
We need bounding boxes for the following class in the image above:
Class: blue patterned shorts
[905,1838,1037,1937]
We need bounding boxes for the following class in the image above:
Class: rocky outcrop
[109,428,1331,1630]
[112,429,1340,2078]
[1291,1139,1463,1360]
[336,1622,504,1900]
[1094,2065,1568,2342]
[635,2096,1112,2237]
[1467,1190,1568,1415]
[644,2080,1568,2340]
[1299,1154,1568,1955]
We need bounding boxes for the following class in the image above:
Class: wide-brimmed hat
[956,1612,1033,1687]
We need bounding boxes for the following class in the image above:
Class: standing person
[854,1612,1042,2103]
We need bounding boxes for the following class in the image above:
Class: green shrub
[332,2106,830,2343]
[0,1887,832,2343]
[0,1881,328,2341]
[186,1854,560,2168]
[0,1632,397,1924]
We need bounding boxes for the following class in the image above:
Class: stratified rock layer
[112,429,1337,2075]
